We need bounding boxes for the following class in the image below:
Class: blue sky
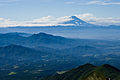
[0,0,120,27]
[0,0,120,20]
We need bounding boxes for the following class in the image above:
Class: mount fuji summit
[59,16,94,27]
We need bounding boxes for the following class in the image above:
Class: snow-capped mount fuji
[59,16,94,27]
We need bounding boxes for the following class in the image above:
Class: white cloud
[32,16,55,23]
[87,0,120,5]
[0,0,20,3]
[75,13,120,26]
[65,0,120,6]
[65,1,76,4]
[0,13,120,27]
[56,16,73,22]
[0,18,5,21]
[0,0,21,5]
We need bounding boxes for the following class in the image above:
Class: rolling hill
[0,44,50,65]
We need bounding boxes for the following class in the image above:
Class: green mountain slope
[43,64,120,80]
[83,71,106,80]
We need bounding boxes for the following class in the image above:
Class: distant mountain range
[2,32,32,37]
[43,64,120,80]
[0,32,120,80]
[1,32,119,48]
[0,32,77,48]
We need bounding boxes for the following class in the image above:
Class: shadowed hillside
[43,64,120,80]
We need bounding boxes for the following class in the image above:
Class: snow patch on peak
[59,16,93,26]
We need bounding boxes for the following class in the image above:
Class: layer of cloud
[0,13,120,27]
[75,13,120,26]
[0,0,20,3]
[0,0,21,5]
[65,0,120,6]
[65,1,76,5]
[87,1,120,5]
[0,16,74,27]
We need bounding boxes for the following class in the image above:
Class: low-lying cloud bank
[0,13,120,27]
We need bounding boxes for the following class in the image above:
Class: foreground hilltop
[43,64,120,80]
